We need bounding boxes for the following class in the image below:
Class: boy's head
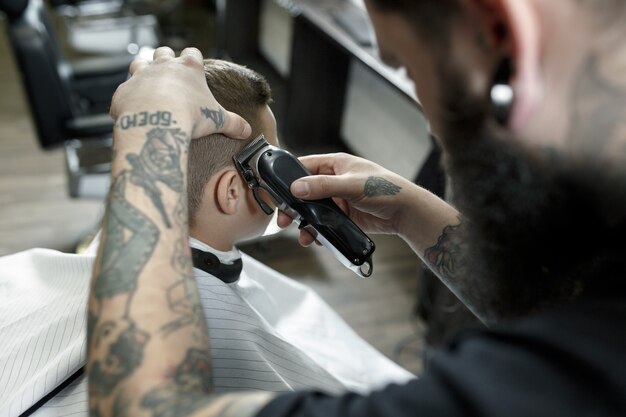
[188,59,278,249]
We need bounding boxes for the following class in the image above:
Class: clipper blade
[235,134,269,166]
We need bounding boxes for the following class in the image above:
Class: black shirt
[258,295,626,416]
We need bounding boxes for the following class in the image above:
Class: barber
[89,0,626,416]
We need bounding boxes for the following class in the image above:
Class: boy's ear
[215,168,244,215]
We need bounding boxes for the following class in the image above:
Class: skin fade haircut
[187,60,272,228]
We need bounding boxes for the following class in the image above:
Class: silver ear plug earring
[489,57,515,126]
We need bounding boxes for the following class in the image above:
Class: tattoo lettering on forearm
[201,107,225,130]
[118,111,175,130]
[364,176,402,197]
[423,218,469,281]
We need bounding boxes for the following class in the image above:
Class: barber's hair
[367,0,460,41]
[187,59,272,227]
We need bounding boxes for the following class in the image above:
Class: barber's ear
[469,0,543,131]
[215,169,244,215]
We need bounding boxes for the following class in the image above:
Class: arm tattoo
[89,126,193,416]
[127,128,188,228]
[117,111,175,130]
[89,172,157,406]
[201,107,225,130]
[90,323,150,396]
[142,349,273,417]
[141,348,213,417]
[161,281,204,336]
[89,123,272,417]
[423,217,469,282]
[363,176,402,197]
[94,177,159,300]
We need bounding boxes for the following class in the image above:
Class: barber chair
[0,0,134,197]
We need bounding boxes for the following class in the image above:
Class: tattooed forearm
[126,128,188,228]
[201,107,225,129]
[89,124,200,417]
[161,271,206,336]
[423,217,469,282]
[364,176,402,197]
[141,348,213,417]
[89,118,271,417]
[90,323,150,396]
[117,111,176,130]
[142,349,274,417]
[94,176,159,300]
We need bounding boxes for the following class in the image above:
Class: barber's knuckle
[180,54,202,68]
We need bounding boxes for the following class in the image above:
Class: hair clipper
[233,135,375,277]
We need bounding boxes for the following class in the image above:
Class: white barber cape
[0,242,414,417]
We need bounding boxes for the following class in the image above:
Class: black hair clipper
[234,135,375,278]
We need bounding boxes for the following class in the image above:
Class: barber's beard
[437,67,626,321]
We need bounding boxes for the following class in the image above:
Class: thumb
[217,109,252,140]
[291,175,358,201]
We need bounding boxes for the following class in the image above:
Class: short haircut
[187,59,272,227]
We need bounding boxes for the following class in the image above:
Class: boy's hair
[188,59,272,227]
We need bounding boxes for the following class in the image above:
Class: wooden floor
[0,10,424,375]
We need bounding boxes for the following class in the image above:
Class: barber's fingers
[211,109,252,140]
[291,174,358,201]
[129,59,149,75]
[298,154,345,175]
[276,211,320,247]
[277,211,293,228]
[153,46,175,62]
[179,47,204,64]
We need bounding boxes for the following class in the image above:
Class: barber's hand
[110,46,251,140]
[277,153,414,246]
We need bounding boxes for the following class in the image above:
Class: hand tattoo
[364,176,402,197]
[201,107,225,130]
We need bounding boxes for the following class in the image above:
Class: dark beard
[437,66,626,321]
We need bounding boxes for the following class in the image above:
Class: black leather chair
[0,0,133,196]
[1,0,134,147]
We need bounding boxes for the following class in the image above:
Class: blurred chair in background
[48,0,170,55]
[0,0,134,197]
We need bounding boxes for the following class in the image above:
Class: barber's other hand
[277,153,413,246]
[110,46,251,140]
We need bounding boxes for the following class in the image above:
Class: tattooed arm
[280,153,460,255]
[278,153,482,315]
[87,47,274,417]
